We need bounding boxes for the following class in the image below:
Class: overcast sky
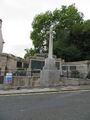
[0,0,90,58]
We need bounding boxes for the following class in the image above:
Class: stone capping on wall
[63,60,90,65]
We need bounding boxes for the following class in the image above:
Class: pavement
[0,85,90,95]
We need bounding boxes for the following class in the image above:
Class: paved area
[0,85,90,95]
[0,88,57,95]
[0,90,90,120]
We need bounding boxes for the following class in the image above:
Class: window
[62,66,68,70]
[17,62,22,68]
[31,60,44,70]
[70,66,76,70]
[23,63,29,68]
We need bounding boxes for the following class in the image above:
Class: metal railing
[0,69,90,85]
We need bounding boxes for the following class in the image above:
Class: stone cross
[48,22,59,59]
[48,24,54,59]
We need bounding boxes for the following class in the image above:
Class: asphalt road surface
[0,91,90,120]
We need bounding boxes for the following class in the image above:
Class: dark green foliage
[24,48,36,58]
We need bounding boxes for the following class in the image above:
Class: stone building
[62,60,90,78]
[0,53,29,76]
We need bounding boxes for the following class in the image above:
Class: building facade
[0,53,29,76]
[62,61,90,78]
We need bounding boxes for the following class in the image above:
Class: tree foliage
[25,4,90,61]
[24,48,36,58]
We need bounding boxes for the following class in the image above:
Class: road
[0,91,90,120]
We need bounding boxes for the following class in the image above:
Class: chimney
[0,19,2,29]
[0,19,4,53]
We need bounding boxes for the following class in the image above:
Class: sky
[0,0,90,58]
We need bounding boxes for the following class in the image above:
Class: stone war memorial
[40,23,60,87]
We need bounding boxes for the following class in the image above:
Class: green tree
[82,20,90,59]
[24,48,36,58]
[31,11,53,53]
[30,4,84,61]
[25,4,90,61]
[69,20,90,60]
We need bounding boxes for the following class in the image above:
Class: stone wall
[1,76,90,89]
[12,76,40,88]
[60,77,90,86]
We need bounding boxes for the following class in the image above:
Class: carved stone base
[40,58,60,87]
